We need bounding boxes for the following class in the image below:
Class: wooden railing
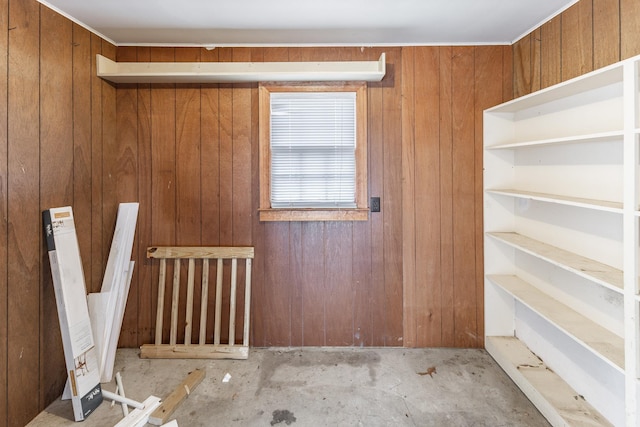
[140,246,254,359]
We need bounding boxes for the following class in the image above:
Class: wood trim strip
[199,259,209,345]
[155,259,167,345]
[169,259,180,346]
[184,258,195,345]
[140,344,249,360]
[148,246,254,259]
[228,259,238,345]
[214,258,223,345]
[243,259,253,346]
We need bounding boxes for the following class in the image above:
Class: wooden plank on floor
[148,369,206,426]
[486,336,612,427]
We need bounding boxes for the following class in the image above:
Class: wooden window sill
[259,208,369,222]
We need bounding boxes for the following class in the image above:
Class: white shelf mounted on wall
[96,53,386,84]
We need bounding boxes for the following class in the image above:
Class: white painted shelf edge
[487,274,624,372]
[485,336,613,427]
[486,189,623,213]
[485,130,625,150]
[484,61,623,114]
[487,232,623,293]
[96,53,386,84]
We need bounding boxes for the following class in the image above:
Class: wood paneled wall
[401,46,512,348]
[514,0,640,97]
[0,1,116,425]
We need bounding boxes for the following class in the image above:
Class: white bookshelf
[484,55,640,427]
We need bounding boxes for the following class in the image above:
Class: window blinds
[270,92,357,208]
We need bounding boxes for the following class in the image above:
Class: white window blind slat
[270,92,357,208]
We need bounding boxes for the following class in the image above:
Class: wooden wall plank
[7,0,41,424]
[621,0,640,59]
[367,50,385,347]
[150,47,177,342]
[451,46,478,347]
[90,34,104,294]
[531,29,542,93]
[136,47,154,345]
[0,0,7,422]
[115,46,139,347]
[230,48,253,342]
[218,48,233,247]
[301,222,325,345]
[257,48,292,347]
[593,0,620,67]
[474,46,505,347]
[513,36,532,97]
[561,0,594,81]
[325,222,354,346]
[439,46,455,347]
[382,48,404,346]
[502,45,513,103]
[200,47,220,343]
[72,24,93,299]
[249,48,265,346]
[102,40,118,279]
[401,47,417,348]
[414,47,442,347]
[39,4,73,407]
[540,15,562,90]
[174,47,202,341]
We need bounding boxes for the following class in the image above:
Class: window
[259,83,368,221]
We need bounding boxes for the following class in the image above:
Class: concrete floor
[28,347,550,427]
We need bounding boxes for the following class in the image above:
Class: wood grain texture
[7,0,41,424]
[401,47,417,348]
[136,46,154,345]
[540,15,562,90]
[513,35,532,98]
[39,4,73,408]
[516,0,640,93]
[367,50,385,347]
[0,0,7,422]
[439,46,455,347]
[115,46,139,348]
[621,0,640,59]
[561,0,593,81]
[90,33,105,294]
[451,46,477,347]
[474,45,505,346]
[593,0,620,68]
[381,48,403,346]
[72,24,93,297]
[414,47,442,347]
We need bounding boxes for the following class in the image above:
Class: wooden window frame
[258,82,369,221]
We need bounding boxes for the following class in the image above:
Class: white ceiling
[38,0,578,47]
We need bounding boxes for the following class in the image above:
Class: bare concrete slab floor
[29,347,549,427]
